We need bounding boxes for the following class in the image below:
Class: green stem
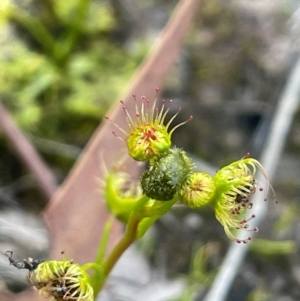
[95,216,114,265]
[88,217,113,295]
[95,214,140,293]
[103,214,140,275]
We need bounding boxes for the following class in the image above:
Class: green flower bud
[105,88,193,161]
[127,123,171,161]
[3,251,94,301]
[32,260,93,301]
[141,147,194,201]
[180,172,215,208]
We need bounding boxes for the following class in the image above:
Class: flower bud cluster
[105,89,274,242]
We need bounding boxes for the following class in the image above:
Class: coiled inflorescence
[104,88,275,243]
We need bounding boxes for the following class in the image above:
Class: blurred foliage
[249,238,296,256]
[273,203,299,236]
[246,285,271,301]
[0,0,147,201]
[172,242,218,301]
[0,0,145,145]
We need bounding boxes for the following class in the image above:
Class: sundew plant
[4,88,275,301]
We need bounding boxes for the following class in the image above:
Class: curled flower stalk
[211,156,274,243]
[105,88,193,161]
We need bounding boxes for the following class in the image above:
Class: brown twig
[0,103,58,200]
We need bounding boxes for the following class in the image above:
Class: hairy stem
[96,214,140,293]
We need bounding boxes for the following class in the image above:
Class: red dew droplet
[132,93,136,100]
[236,240,241,244]
[141,96,146,100]
[169,99,173,104]
[259,187,263,191]
[178,107,182,112]
[105,116,109,120]
[156,87,160,93]
[189,115,193,120]
[246,152,251,157]
[254,227,259,232]
[120,100,124,104]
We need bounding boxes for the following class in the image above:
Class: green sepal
[104,171,142,223]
